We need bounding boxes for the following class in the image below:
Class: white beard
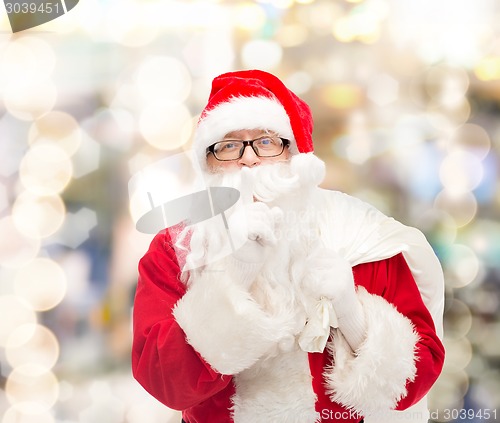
[205,152,325,206]
[174,153,326,287]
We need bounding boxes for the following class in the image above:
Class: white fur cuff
[324,287,419,416]
[173,275,295,375]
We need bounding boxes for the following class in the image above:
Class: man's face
[206,129,291,173]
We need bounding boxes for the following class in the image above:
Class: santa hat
[193,70,314,165]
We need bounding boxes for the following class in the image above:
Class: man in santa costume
[132,70,445,423]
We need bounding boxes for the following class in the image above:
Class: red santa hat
[193,70,314,165]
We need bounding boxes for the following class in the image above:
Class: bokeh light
[4,81,57,121]
[233,3,266,31]
[28,111,83,157]
[367,73,399,106]
[331,7,382,44]
[424,65,469,105]
[474,56,500,81]
[0,38,37,91]
[19,144,73,196]
[449,123,491,159]
[135,56,191,105]
[106,0,160,47]
[439,150,483,196]
[5,323,60,370]
[322,84,363,110]
[0,36,55,96]
[285,71,313,95]
[434,190,477,228]
[444,336,473,371]
[138,102,193,150]
[13,37,57,82]
[445,244,481,288]
[0,217,40,269]
[459,219,500,266]
[241,40,283,70]
[12,192,66,239]
[14,258,67,311]
[426,99,471,128]
[276,24,309,47]
[0,296,37,348]
[443,299,472,340]
[5,364,59,413]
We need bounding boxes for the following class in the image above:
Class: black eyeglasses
[206,136,290,161]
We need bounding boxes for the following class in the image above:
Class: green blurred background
[0,0,499,422]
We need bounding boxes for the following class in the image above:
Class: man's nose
[238,145,261,167]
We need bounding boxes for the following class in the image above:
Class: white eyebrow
[221,130,277,141]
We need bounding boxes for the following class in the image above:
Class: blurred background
[0,0,499,422]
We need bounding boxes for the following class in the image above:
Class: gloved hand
[225,201,283,289]
[302,245,366,351]
[229,201,282,262]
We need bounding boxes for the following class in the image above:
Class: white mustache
[243,161,300,203]
[206,154,325,205]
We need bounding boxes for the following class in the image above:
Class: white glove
[225,201,283,288]
[302,245,366,351]
[229,201,282,263]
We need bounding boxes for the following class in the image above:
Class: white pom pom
[290,153,325,188]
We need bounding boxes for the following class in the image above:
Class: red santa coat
[132,190,445,423]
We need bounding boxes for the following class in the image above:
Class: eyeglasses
[206,136,290,161]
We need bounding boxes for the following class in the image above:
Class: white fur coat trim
[324,286,419,416]
[173,273,296,375]
[231,349,319,423]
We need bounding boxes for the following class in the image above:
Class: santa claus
[132,70,445,423]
